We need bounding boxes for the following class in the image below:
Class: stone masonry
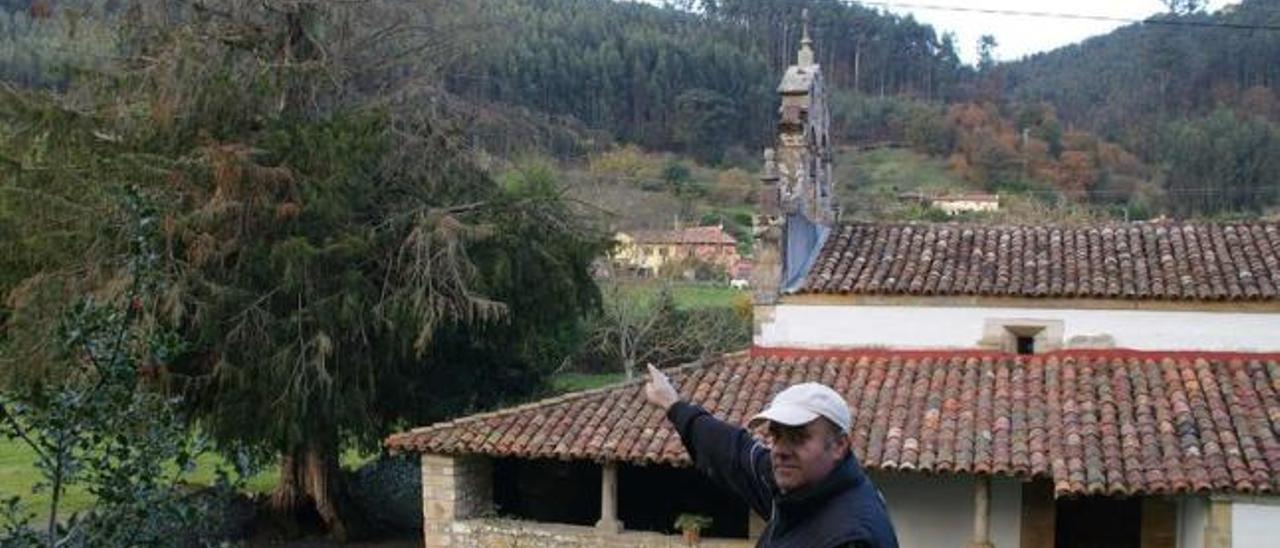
[451,519,753,548]
[421,454,493,547]
[420,453,755,548]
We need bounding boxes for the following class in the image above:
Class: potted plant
[674,513,713,546]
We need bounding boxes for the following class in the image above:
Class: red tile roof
[630,225,738,246]
[386,348,1280,497]
[798,222,1280,301]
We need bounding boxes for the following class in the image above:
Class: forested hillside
[0,0,969,163]
[1006,0,1280,148]
[4,0,1279,219]
[1003,0,1280,215]
[703,0,965,98]
[441,0,968,161]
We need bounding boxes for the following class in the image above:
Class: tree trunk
[269,441,366,541]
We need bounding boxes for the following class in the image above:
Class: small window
[982,319,1064,354]
[1016,336,1036,355]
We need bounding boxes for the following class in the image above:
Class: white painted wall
[758,304,1280,352]
[1232,500,1280,548]
[871,473,1021,548]
[1176,497,1207,548]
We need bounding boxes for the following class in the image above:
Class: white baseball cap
[749,382,851,434]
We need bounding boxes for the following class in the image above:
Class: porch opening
[618,464,749,539]
[492,458,600,526]
[1055,496,1140,548]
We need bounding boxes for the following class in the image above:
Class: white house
[930,193,1000,215]
[387,15,1280,548]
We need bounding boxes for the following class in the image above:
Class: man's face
[764,419,848,493]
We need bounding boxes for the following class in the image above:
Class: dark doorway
[1055,497,1141,548]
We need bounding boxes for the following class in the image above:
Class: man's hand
[644,363,679,412]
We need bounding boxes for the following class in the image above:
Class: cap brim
[748,404,820,429]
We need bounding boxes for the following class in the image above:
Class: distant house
[899,192,1001,215]
[613,225,740,278]
[931,193,1000,214]
[388,17,1280,548]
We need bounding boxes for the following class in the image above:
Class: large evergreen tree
[1,0,604,538]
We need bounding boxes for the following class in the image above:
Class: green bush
[349,456,422,532]
[0,190,238,547]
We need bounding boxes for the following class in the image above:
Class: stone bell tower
[753,9,837,317]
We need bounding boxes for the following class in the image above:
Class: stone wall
[448,518,753,548]
[421,453,753,548]
[421,454,493,547]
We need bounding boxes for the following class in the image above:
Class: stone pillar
[596,462,624,533]
[421,454,492,548]
[1204,498,1232,548]
[752,149,784,347]
[971,476,994,548]
[753,148,783,309]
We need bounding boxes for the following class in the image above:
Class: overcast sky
[871,0,1240,64]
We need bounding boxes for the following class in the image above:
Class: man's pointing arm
[644,363,774,518]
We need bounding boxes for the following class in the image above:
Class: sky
[868,0,1241,64]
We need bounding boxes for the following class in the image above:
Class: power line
[849,1,1280,32]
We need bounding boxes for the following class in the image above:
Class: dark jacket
[667,401,899,548]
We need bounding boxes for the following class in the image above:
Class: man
[644,364,898,548]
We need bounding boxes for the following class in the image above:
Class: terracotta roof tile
[799,222,1280,301]
[386,349,1280,497]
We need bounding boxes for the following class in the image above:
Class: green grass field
[837,147,972,196]
[0,436,279,522]
[549,372,627,393]
[669,284,745,309]
[0,437,389,524]
[834,147,1002,222]
[0,438,96,518]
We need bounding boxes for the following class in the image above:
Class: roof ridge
[838,219,1280,230]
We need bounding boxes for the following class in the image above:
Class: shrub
[349,456,422,533]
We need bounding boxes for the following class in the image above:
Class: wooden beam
[1019,480,1055,548]
[1141,497,1177,548]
